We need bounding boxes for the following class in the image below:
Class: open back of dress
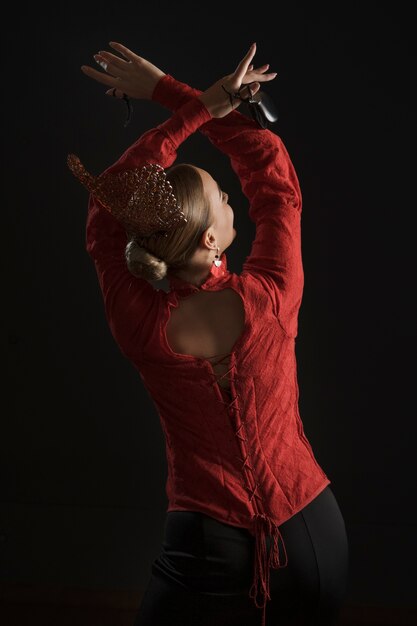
[165,289,245,395]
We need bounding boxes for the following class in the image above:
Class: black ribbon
[111,87,133,127]
[221,83,278,129]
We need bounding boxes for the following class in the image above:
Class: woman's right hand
[198,43,277,119]
[80,41,166,100]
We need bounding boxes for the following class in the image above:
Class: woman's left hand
[80,42,166,100]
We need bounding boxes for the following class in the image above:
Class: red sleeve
[85,97,212,360]
[153,75,303,337]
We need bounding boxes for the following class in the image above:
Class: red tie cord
[208,357,289,626]
[249,513,288,626]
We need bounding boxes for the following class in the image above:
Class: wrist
[151,72,169,102]
[197,90,231,119]
[152,70,167,92]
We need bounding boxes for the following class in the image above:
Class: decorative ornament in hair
[67,155,187,238]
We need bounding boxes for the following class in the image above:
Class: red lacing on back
[206,353,288,626]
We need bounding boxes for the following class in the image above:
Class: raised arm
[81,43,303,337]
[153,73,303,337]
[203,100,303,339]
[69,96,211,361]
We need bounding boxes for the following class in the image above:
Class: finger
[247,64,271,73]
[234,42,257,80]
[260,72,278,81]
[243,64,273,82]
[80,64,122,88]
[95,50,131,74]
[252,63,270,73]
[108,41,144,63]
[230,81,261,111]
[234,42,257,83]
[93,54,121,78]
[239,82,261,100]
[245,71,277,83]
[105,87,124,98]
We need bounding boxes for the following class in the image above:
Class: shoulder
[229,270,276,315]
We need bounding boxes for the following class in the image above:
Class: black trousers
[133,485,349,626]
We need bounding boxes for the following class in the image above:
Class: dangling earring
[213,246,222,267]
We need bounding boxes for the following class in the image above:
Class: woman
[68,43,349,626]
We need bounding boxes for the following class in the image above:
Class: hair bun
[125,240,168,281]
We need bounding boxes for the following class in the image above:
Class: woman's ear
[200,227,217,252]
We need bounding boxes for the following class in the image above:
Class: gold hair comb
[67,154,187,237]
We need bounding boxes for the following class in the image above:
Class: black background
[3,0,416,615]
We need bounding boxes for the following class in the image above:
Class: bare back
[165,289,245,392]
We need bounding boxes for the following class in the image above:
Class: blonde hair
[125,163,213,281]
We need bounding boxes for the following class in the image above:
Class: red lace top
[84,73,331,626]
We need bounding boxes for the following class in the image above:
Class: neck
[169,264,212,287]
